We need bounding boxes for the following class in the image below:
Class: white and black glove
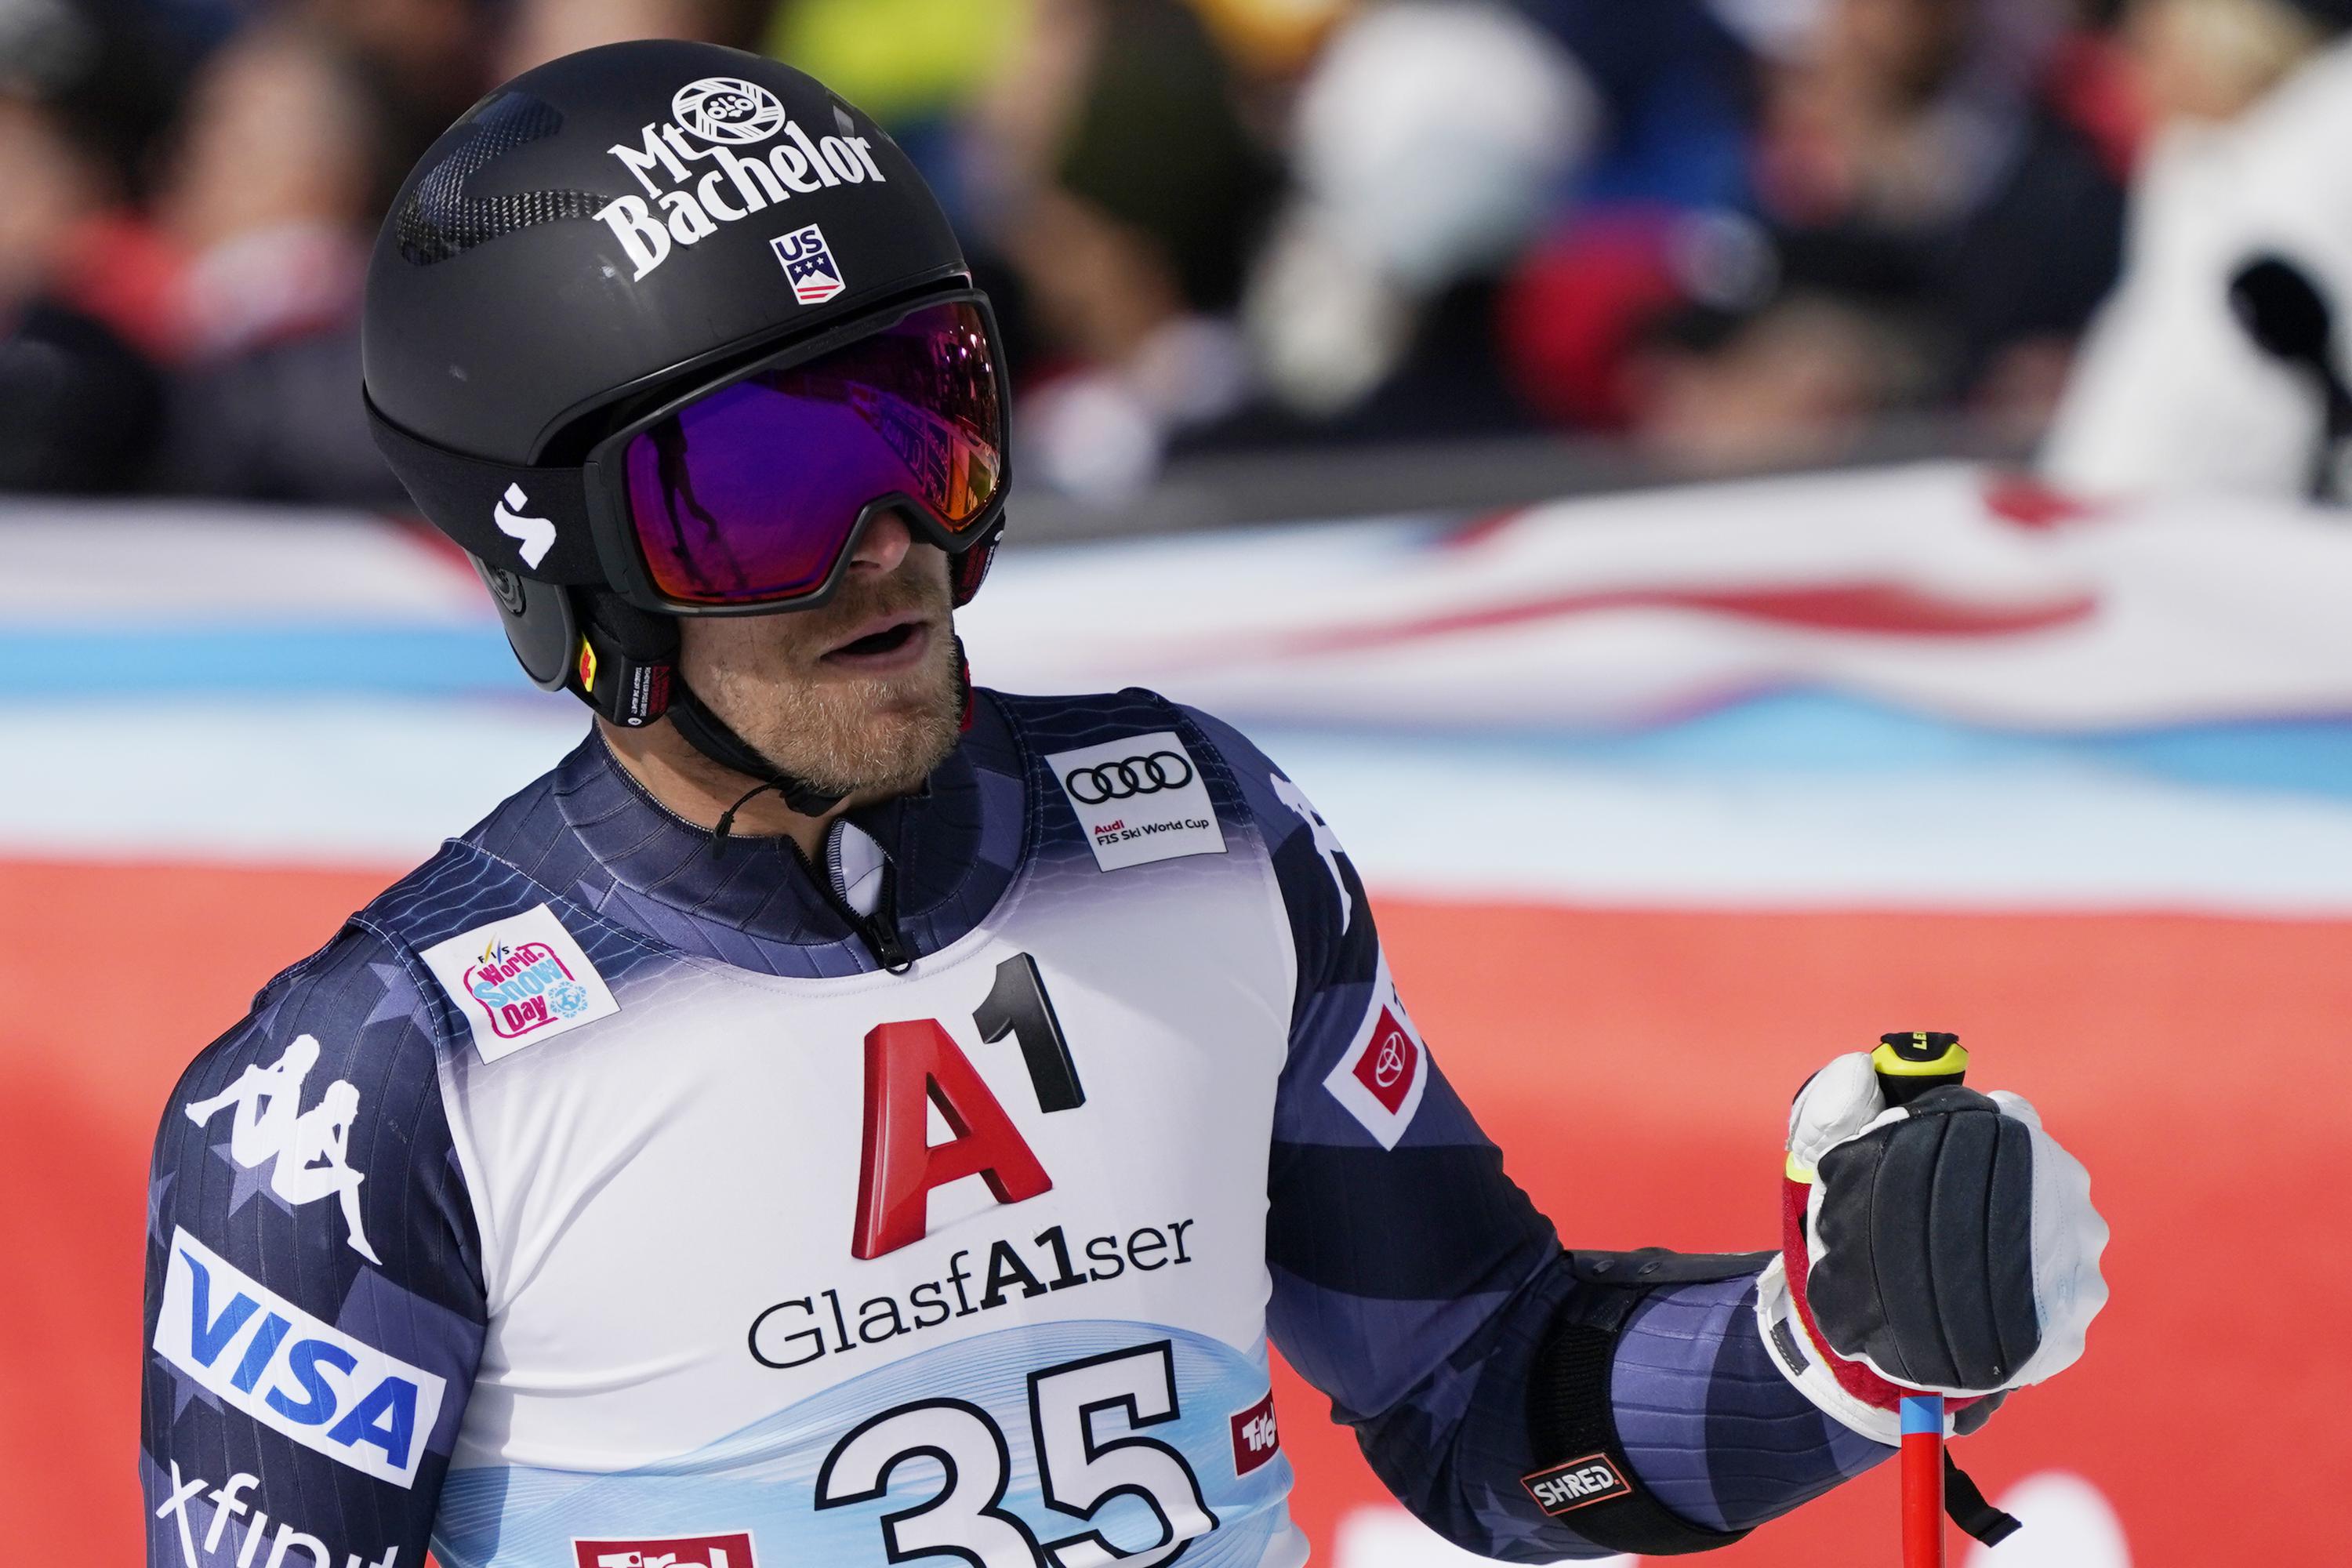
[1755,1051,2111,1445]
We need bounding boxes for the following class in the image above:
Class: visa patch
[153,1229,447,1487]
[1323,957,1429,1149]
[419,904,619,1063]
[1046,731,1226,871]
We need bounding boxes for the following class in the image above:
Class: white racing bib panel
[416,708,1306,1568]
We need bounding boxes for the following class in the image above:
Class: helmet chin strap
[662,636,977,843]
[663,678,849,830]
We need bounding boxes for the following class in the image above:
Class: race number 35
[815,1341,1218,1568]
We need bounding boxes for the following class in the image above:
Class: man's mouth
[818,612,931,672]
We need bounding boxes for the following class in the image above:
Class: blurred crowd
[3,0,2350,506]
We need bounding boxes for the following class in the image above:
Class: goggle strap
[366,396,603,583]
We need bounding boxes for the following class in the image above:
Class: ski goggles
[582,292,1008,613]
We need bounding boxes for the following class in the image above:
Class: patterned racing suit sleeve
[1179,706,1889,1559]
[140,924,485,1568]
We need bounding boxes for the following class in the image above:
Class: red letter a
[851,1019,1052,1259]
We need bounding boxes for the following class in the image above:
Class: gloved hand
[1754,1051,2110,1444]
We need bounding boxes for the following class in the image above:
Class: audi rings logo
[1063,753,1195,805]
[672,76,787,144]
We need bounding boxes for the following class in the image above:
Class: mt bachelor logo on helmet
[596,74,888,282]
[672,77,786,143]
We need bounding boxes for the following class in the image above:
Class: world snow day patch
[419,903,619,1062]
[1045,731,1227,871]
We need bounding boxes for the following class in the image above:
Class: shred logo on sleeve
[1047,731,1225,871]
[182,1033,380,1263]
[419,904,619,1062]
[1322,961,1430,1149]
[574,1532,756,1568]
[152,1229,448,1488]
[1521,1454,1634,1515]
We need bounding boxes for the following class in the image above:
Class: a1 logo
[851,953,1085,1259]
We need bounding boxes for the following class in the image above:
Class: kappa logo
[493,483,556,569]
[153,1461,398,1568]
[574,1534,755,1568]
[597,74,888,281]
[183,1034,379,1263]
[419,905,620,1063]
[771,223,845,304]
[153,1230,447,1487]
[1271,772,1350,933]
[1521,1454,1634,1516]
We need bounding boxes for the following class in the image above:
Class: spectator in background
[1510,0,2129,473]
[501,0,768,78]
[158,0,775,504]
[0,0,184,492]
[303,0,487,206]
[155,23,405,503]
[1236,0,1594,448]
[761,0,1022,225]
[978,0,1281,499]
[2042,0,2352,499]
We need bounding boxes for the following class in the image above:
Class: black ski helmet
[362,39,1005,811]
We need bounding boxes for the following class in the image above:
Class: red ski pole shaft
[1870,1031,1972,1568]
[1898,1395,1946,1566]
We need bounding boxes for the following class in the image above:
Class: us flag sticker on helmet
[772,223,845,304]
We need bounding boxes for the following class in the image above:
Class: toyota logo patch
[1063,752,1195,805]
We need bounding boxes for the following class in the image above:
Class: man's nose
[848,510,913,574]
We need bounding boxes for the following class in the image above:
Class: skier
[140,41,2108,1568]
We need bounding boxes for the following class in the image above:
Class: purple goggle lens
[621,301,1003,607]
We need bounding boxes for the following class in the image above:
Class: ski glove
[1754,1051,2110,1444]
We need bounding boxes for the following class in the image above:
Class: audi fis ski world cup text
[1045,733,1229,871]
[597,75,885,281]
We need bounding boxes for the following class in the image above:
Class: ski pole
[1869,1030,1972,1568]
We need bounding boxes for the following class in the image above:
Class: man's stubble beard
[681,570,965,804]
